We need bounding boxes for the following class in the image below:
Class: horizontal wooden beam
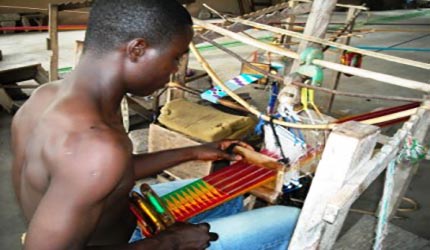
[293,0,369,11]
[0,64,43,85]
[193,18,430,92]
[231,17,430,70]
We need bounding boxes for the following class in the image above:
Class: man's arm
[24,132,216,250]
[132,140,252,179]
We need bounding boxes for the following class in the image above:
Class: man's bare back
[11,81,137,246]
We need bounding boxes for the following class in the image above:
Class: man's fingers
[236,141,255,151]
[198,222,210,231]
[209,232,219,241]
[221,152,242,161]
[197,223,219,241]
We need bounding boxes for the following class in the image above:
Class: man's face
[124,26,194,96]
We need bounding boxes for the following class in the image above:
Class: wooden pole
[48,3,59,81]
[326,8,358,112]
[292,0,337,59]
[293,0,369,11]
[231,18,430,70]
[192,18,430,92]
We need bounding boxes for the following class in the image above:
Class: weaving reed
[130,148,282,237]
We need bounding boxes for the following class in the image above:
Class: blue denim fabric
[130,179,300,250]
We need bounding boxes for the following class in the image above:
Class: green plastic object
[300,47,323,65]
[296,47,324,86]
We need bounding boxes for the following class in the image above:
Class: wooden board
[148,123,212,179]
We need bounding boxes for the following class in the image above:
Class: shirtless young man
[11,1,300,249]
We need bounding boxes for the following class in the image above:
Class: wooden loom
[130,146,286,236]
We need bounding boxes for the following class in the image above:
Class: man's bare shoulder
[53,125,131,174]
[48,126,132,199]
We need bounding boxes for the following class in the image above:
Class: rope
[373,134,427,250]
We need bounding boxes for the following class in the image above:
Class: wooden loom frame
[188,1,430,249]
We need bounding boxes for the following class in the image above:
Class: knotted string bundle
[374,134,427,250]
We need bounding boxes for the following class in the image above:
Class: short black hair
[84,0,192,55]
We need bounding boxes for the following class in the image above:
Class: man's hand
[156,222,218,250]
[190,140,254,162]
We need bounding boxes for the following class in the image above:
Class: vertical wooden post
[289,0,337,71]
[288,121,379,250]
[281,0,337,105]
[48,4,59,82]
[326,7,357,112]
[0,88,15,113]
[166,53,189,102]
[283,0,298,46]
[379,100,430,220]
[237,0,246,15]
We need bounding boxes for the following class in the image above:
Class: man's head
[85,0,192,56]
[84,0,193,95]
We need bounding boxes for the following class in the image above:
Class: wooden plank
[48,4,59,81]
[148,124,213,179]
[288,121,379,250]
[0,64,39,84]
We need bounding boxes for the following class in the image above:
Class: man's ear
[127,38,147,62]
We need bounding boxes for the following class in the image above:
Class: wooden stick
[313,59,430,92]
[192,18,430,92]
[360,108,418,125]
[292,0,369,10]
[193,2,311,44]
[230,18,430,70]
[197,34,426,103]
[291,82,424,103]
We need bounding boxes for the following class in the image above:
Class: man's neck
[67,52,126,118]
